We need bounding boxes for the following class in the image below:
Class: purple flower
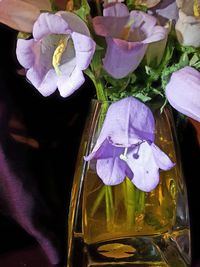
[85,97,174,192]
[149,0,178,25]
[16,12,96,97]
[92,3,167,79]
[175,0,200,47]
[166,66,200,122]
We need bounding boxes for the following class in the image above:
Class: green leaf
[17,32,31,39]
[133,93,151,102]
[49,0,58,11]
[74,0,90,23]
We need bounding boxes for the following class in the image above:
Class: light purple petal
[142,25,167,44]
[149,0,178,24]
[27,68,57,96]
[93,16,129,38]
[85,139,123,161]
[104,37,147,78]
[16,39,35,68]
[151,143,175,170]
[103,3,129,17]
[33,13,71,40]
[156,1,178,22]
[96,156,133,185]
[126,142,160,192]
[58,11,90,36]
[72,32,96,70]
[37,69,58,96]
[0,0,42,32]
[129,11,157,37]
[166,66,200,122]
[57,67,85,97]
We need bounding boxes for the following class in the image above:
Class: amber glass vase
[67,100,191,267]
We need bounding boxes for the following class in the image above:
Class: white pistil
[120,147,128,161]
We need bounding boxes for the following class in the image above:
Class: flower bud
[166,66,200,122]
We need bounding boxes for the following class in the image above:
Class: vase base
[69,228,190,267]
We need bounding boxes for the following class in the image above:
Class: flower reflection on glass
[16,12,96,97]
[85,97,174,192]
[92,3,167,78]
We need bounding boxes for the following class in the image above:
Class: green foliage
[17,32,31,39]
[49,0,58,11]
[74,0,91,23]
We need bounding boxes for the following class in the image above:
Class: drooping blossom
[92,3,167,79]
[0,0,51,32]
[175,0,200,47]
[16,12,96,97]
[85,97,174,192]
[166,66,200,122]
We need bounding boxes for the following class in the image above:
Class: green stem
[125,178,136,227]
[91,186,106,217]
[138,191,145,214]
[95,79,107,102]
[105,186,112,225]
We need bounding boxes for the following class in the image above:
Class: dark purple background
[0,24,200,267]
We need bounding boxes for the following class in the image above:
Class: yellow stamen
[121,18,134,41]
[193,0,200,17]
[52,37,68,75]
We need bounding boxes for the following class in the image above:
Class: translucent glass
[67,100,191,267]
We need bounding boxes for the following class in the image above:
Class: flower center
[121,18,134,41]
[120,147,128,161]
[52,37,69,75]
[193,0,200,17]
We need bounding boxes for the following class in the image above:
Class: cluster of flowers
[0,0,199,192]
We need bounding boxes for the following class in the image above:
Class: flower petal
[142,25,167,44]
[103,37,147,78]
[27,68,57,96]
[59,11,90,36]
[96,156,133,185]
[16,39,35,68]
[33,13,71,40]
[85,139,124,161]
[175,9,200,47]
[166,66,200,122]
[103,3,129,17]
[108,97,155,144]
[0,0,40,32]
[25,0,51,10]
[72,32,96,70]
[151,143,175,170]
[93,16,129,38]
[126,142,160,192]
[57,67,85,97]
